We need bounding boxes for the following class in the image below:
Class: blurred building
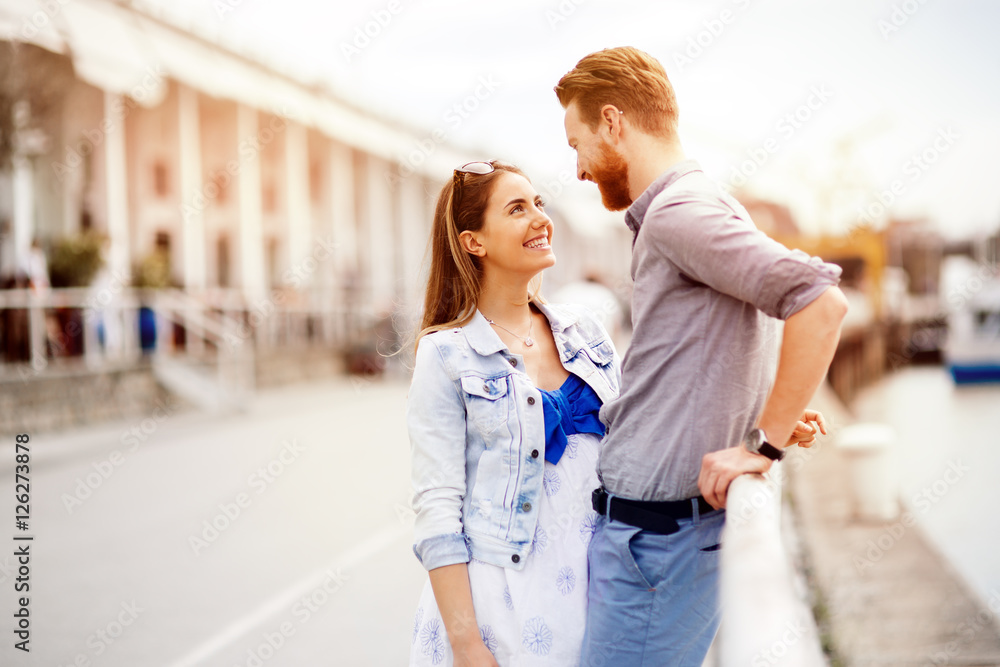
[0,0,484,318]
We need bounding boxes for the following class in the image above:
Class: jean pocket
[625,529,667,589]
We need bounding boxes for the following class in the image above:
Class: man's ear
[601,104,624,141]
[459,230,486,257]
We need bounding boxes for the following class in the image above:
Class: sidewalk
[787,383,1000,667]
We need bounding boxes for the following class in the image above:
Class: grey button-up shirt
[598,160,842,501]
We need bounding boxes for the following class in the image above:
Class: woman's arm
[428,564,499,666]
[408,336,471,568]
[408,336,497,665]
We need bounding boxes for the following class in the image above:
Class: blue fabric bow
[539,373,605,465]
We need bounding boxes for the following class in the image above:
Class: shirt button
[527,396,535,405]
[531,449,539,459]
[509,358,517,367]
[511,554,520,564]
[522,502,532,512]
[482,383,489,393]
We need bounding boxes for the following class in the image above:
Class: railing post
[718,465,825,666]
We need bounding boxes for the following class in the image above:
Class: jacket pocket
[583,340,615,366]
[460,374,510,434]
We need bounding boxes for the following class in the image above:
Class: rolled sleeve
[407,335,472,570]
[644,194,842,320]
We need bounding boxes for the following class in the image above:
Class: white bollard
[836,423,898,521]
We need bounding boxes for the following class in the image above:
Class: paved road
[0,376,426,666]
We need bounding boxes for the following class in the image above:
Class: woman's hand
[452,637,500,667]
[785,409,828,448]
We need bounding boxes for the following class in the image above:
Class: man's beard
[591,142,632,212]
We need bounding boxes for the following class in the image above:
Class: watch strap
[757,442,785,461]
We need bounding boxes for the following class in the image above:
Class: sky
[152,0,1000,239]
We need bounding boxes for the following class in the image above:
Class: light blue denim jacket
[408,302,621,572]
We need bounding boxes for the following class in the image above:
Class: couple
[406,47,848,666]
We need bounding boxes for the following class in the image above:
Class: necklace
[486,313,535,347]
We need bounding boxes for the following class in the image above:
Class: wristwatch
[745,428,785,461]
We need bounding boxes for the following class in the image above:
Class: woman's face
[463,171,555,279]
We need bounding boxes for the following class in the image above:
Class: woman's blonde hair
[416,161,544,349]
[555,46,678,139]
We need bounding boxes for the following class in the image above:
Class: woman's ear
[459,230,486,257]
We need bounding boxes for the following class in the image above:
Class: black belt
[591,487,717,535]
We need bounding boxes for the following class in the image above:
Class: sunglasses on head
[452,161,496,220]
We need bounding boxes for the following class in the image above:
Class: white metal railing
[0,287,379,407]
[715,464,825,666]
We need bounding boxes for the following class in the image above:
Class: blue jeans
[581,502,725,667]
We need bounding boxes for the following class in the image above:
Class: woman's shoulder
[541,301,609,337]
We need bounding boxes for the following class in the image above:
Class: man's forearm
[757,286,848,448]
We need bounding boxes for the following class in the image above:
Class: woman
[407,160,619,665]
[406,160,824,665]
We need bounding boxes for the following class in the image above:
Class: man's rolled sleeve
[407,336,472,571]
[758,251,842,320]
[643,194,842,319]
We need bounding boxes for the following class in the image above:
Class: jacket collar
[464,301,581,360]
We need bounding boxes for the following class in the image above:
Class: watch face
[746,428,764,453]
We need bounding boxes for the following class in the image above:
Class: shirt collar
[464,301,580,359]
[624,158,702,236]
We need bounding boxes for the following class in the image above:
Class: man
[555,46,848,666]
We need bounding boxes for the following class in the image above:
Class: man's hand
[698,446,772,510]
[785,409,828,449]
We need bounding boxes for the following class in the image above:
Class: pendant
[524,337,534,347]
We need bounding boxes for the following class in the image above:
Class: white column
[236,104,265,301]
[104,91,130,283]
[398,173,428,311]
[178,84,206,290]
[11,154,33,276]
[284,121,310,286]
[365,155,394,308]
[328,141,356,273]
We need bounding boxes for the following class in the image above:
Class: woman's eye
[510,205,523,214]
[536,199,546,209]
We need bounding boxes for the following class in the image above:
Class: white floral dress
[410,430,602,666]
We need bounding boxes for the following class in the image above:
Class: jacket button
[509,358,517,367]
[511,554,520,563]
[522,502,532,512]
[531,449,539,459]
[527,396,535,405]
